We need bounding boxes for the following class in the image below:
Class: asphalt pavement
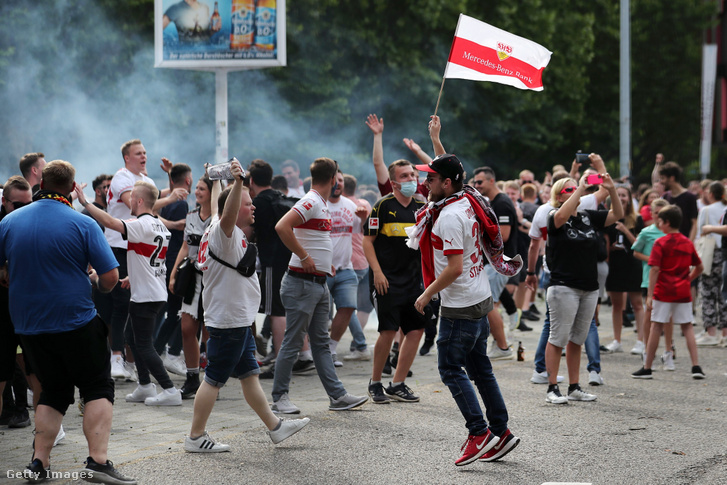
[1,298,726,485]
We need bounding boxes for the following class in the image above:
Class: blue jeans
[348,268,369,352]
[273,275,346,401]
[534,300,601,374]
[437,316,508,437]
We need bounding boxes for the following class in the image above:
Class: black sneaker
[291,359,315,375]
[385,382,420,402]
[419,339,435,356]
[691,365,706,380]
[528,303,540,316]
[25,458,50,482]
[259,365,275,379]
[368,381,391,404]
[631,367,653,379]
[180,372,200,400]
[8,408,31,428]
[83,456,137,484]
[521,310,539,322]
[516,321,533,332]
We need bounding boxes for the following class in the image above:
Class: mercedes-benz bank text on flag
[445,15,552,91]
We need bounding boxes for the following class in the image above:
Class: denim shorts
[204,326,260,387]
[356,268,374,313]
[485,265,508,303]
[327,268,358,309]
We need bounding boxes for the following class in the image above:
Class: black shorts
[373,291,429,334]
[20,316,115,415]
[259,265,286,317]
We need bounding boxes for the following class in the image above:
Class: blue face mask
[398,181,417,197]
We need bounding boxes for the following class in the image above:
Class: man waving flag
[445,14,552,91]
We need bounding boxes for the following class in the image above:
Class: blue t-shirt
[0,199,119,335]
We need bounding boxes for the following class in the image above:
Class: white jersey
[288,190,332,275]
[529,192,597,241]
[123,214,170,303]
[198,216,261,329]
[432,198,491,308]
[106,168,155,249]
[328,196,357,271]
[184,209,211,262]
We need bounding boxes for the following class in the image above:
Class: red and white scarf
[405,185,523,288]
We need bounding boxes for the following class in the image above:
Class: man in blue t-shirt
[0,160,134,484]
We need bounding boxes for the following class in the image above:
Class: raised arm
[75,185,126,235]
[219,161,244,237]
[403,138,433,165]
[651,153,664,186]
[365,114,388,186]
[602,174,624,226]
[428,115,445,156]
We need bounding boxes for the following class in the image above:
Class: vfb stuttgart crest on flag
[497,42,512,61]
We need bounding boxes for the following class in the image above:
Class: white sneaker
[696,334,720,346]
[268,417,310,444]
[123,361,138,382]
[110,355,126,379]
[508,309,522,332]
[184,431,230,453]
[163,352,187,376]
[53,425,65,447]
[630,341,645,355]
[530,370,564,384]
[343,348,372,361]
[605,340,623,353]
[545,388,568,404]
[488,345,514,361]
[126,383,157,403]
[332,354,343,368]
[271,393,301,414]
[145,388,182,406]
[567,387,597,401]
[661,351,675,371]
[588,370,604,386]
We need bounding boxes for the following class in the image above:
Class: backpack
[270,191,299,222]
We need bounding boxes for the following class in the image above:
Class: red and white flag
[445,14,552,91]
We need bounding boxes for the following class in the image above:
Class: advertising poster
[154,0,286,69]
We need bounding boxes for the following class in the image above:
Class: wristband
[300,254,310,262]
[527,271,536,276]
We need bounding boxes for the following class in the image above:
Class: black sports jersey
[364,194,425,298]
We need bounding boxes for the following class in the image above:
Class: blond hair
[132,181,159,208]
[550,178,575,208]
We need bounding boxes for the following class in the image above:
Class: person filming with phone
[543,170,623,405]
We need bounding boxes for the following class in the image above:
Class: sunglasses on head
[560,186,576,194]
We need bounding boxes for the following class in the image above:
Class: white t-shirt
[328,196,357,271]
[696,201,726,248]
[529,192,597,241]
[123,214,170,303]
[288,190,332,274]
[432,198,492,308]
[287,183,306,199]
[106,168,156,249]
[198,216,261,329]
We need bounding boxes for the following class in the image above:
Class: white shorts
[180,272,203,320]
[651,300,693,325]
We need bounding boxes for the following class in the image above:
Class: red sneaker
[480,429,521,462]
[455,430,499,466]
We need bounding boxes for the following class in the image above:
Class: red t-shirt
[639,205,652,223]
[648,232,701,302]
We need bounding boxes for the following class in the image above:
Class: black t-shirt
[252,189,292,268]
[160,199,188,272]
[546,209,609,291]
[664,190,698,237]
[364,194,425,299]
[490,192,518,257]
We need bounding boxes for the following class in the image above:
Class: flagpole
[433,76,447,117]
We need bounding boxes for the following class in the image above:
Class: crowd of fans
[0,117,723,479]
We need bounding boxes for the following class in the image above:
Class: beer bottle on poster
[210,1,222,32]
[230,0,255,49]
[255,0,276,51]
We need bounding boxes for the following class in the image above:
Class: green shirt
[631,224,666,288]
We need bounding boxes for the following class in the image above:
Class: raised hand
[365,114,384,135]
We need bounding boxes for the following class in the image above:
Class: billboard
[154,0,286,69]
